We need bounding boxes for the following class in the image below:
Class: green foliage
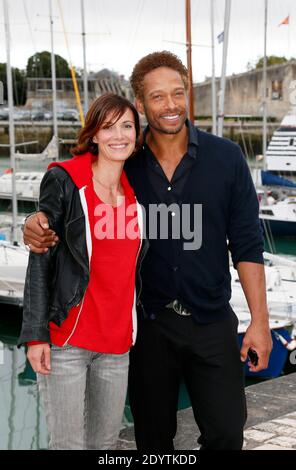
[255,56,295,69]
[0,63,27,105]
[26,51,71,78]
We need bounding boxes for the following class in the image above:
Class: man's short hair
[130,51,188,99]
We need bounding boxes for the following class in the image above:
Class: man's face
[136,66,188,135]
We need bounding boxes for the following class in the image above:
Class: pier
[116,372,296,450]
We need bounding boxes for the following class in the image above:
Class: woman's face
[93,108,137,162]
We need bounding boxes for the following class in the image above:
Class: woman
[18,93,148,450]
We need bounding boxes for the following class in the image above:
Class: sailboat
[0,0,87,304]
[252,1,296,236]
[0,135,59,243]
[230,251,296,378]
[256,106,296,236]
[227,1,296,377]
[0,241,28,306]
[265,107,296,174]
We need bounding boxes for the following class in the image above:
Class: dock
[116,372,296,450]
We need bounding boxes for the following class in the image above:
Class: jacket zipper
[62,292,86,346]
[62,185,92,346]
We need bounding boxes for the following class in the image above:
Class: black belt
[165,299,192,316]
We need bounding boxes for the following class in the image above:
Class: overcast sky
[0,0,295,83]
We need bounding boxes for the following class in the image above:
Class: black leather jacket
[18,166,148,347]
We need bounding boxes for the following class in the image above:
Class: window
[271,80,283,100]
[260,209,274,216]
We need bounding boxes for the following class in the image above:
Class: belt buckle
[172,300,191,316]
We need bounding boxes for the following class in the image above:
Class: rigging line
[33,28,110,36]
[56,0,85,126]
[163,39,211,48]
[126,0,143,50]
[268,218,276,254]
[96,0,111,36]
[21,3,45,153]
[22,0,38,53]
[171,0,176,47]
[262,219,274,254]
[162,0,169,44]
[129,0,146,54]
[238,120,248,160]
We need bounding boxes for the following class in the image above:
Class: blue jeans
[37,344,129,449]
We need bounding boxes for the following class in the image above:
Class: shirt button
[167,186,172,191]
[171,212,176,216]
[173,266,179,272]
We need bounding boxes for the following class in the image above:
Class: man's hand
[240,320,273,372]
[27,344,51,375]
[23,211,59,253]
[236,261,273,372]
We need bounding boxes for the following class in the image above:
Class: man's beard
[144,107,187,135]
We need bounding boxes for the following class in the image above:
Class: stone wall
[194,61,296,120]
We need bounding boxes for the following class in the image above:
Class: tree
[254,55,295,69]
[26,51,71,78]
[0,63,27,105]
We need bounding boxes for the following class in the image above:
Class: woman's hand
[27,343,51,375]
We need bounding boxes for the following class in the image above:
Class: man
[23,51,272,451]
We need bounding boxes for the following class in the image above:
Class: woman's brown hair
[71,93,141,156]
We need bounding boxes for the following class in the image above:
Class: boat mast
[211,0,217,135]
[185,0,194,122]
[81,0,88,115]
[49,0,58,155]
[262,0,268,171]
[217,0,231,137]
[3,0,17,244]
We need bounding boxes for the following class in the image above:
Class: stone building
[25,69,132,110]
[194,60,296,120]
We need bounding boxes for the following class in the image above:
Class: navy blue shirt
[124,121,264,323]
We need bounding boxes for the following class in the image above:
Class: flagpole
[49,0,58,152]
[3,0,17,244]
[211,0,217,135]
[262,0,268,170]
[185,0,194,122]
[217,0,231,137]
[81,0,88,115]
[288,13,290,60]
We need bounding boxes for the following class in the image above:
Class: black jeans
[128,306,247,451]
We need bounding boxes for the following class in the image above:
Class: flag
[278,15,289,26]
[217,31,224,43]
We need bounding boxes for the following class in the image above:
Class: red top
[28,155,140,354]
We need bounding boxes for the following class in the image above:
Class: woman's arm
[17,168,66,347]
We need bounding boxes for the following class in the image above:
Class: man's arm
[237,261,272,372]
[226,146,272,371]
